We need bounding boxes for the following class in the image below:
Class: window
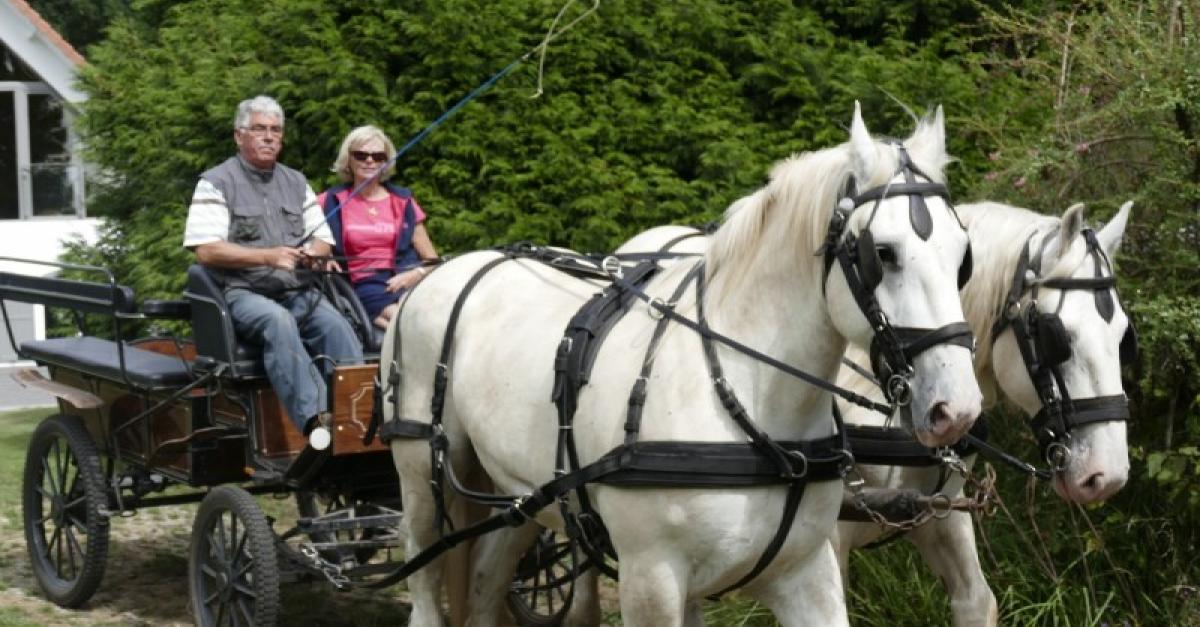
[0,81,83,219]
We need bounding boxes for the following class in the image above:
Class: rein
[360,147,978,593]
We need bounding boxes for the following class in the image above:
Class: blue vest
[322,183,421,273]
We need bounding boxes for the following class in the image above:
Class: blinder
[958,244,973,290]
[855,229,884,292]
[1034,313,1072,368]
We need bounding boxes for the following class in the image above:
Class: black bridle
[824,145,975,409]
[990,228,1136,470]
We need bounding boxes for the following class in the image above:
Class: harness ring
[885,373,913,407]
[928,492,953,519]
[647,297,667,320]
[1045,440,1071,472]
[600,255,624,279]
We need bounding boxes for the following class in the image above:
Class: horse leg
[617,552,690,627]
[394,440,449,627]
[464,523,539,627]
[751,539,849,627]
[565,569,602,627]
[682,601,706,627]
[906,511,998,627]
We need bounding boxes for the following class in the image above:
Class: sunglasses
[351,150,388,163]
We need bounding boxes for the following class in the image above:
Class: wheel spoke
[231,581,257,598]
[63,525,82,579]
[41,451,60,499]
[206,529,229,569]
[54,440,71,496]
[234,596,255,626]
[214,599,227,627]
[215,513,230,561]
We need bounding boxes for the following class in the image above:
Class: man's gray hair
[234,95,285,130]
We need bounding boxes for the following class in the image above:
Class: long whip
[297,0,601,248]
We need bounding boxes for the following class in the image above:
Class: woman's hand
[385,268,425,293]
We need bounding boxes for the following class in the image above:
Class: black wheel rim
[197,510,258,626]
[31,435,90,584]
[509,531,579,625]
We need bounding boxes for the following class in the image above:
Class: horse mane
[704,111,950,306]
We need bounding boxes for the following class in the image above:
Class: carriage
[0,257,413,624]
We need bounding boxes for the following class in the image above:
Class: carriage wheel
[507,528,581,627]
[22,413,110,608]
[295,490,380,565]
[189,486,279,627]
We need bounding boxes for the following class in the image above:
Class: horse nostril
[1082,472,1104,492]
[929,402,950,427]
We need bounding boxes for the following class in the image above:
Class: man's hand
[263,246,305,270]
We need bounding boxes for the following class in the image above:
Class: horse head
[823,104,981,448]
[988,201,1134,504]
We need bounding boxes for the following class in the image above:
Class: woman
[318,125,437,329]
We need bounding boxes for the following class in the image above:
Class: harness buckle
[647,297,668,320]
[1044,439,1071,472]
[784,450,809,480]
[840,459,866,493]
[885,373,913,407]
[1004,300,1022,321]
[601,256,624,279]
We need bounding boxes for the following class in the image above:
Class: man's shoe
[303,412,334,451]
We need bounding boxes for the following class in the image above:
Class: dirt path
[0,501,413,626]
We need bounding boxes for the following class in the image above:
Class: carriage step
[297,511,403,535]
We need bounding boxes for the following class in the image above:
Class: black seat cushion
[21,336,192,388]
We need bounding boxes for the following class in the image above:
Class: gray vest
[201,155,311,297]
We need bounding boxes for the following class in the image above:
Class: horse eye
[875,245,897,265]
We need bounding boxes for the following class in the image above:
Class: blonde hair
[331,125,397,182]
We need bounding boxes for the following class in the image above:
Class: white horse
[382,104,982,626]
[603,200,1134,627]
[832,200,1134,627]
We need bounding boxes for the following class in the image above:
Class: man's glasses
[240,124,283,137]
[351,151,389,163]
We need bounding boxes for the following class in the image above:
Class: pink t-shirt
[320,191,426,282]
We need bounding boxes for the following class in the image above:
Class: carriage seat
[19,336,192,389]
[184,265,380,379]
[185,265,265,380]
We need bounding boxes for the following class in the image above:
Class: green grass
[0,409,53,531]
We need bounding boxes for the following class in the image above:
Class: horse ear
[849,101,877,179]
[1096,200,1133,255]
[926,105,946,157]
[1047,202,1087,261]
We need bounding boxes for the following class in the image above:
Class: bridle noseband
[991,228,1136,470]
[823,145,975,408]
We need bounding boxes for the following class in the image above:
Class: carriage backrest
[0,270,136,315]
[185,264,265,378]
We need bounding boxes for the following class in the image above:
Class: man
[184,95,363,452]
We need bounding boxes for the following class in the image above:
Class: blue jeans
[225,287,364,430]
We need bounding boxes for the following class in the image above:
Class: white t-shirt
[183,179,333,248]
